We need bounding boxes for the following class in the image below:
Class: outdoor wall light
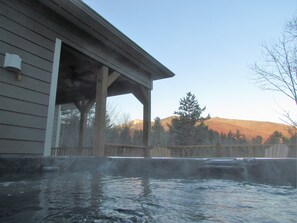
[3,53,22,80]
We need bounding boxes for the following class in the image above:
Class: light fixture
[3,53,22,80]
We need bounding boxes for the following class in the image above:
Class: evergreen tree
[152,117,167,146]
[131,129,143,145]
[251,135,264,144]
[265,131,285,144]
[233,129,247,144]
[60,108,80,147]
[168,92,210,146]
[119,124,132,145]
[60,116,80,147]
[205,128,220,145]
[59,104,120,146]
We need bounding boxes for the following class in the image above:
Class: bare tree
[251,16,297,127]
[287,16,297,39]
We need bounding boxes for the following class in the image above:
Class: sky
[83,0,297,124]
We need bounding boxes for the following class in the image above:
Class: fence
[167,144,297,158]
[168,144,267,158]
[51,144,297,158]
[51,147,93,156]
[51,144,146,157]
[104,144,147,157]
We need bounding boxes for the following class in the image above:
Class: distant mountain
[205,117,291,140]
[129,116,291,140]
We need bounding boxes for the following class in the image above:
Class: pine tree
[152,117,167,146]
[265,131,285,144]
[168,92,210,146]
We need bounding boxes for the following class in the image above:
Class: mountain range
[129,116,292,140]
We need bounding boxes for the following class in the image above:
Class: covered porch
[37,0,175,157]
[52,43,156,157]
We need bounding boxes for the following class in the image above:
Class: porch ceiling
[56,44,139,104]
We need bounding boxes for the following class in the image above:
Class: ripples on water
[0,172,296,223]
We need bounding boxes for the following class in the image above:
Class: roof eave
[45,0,175,80]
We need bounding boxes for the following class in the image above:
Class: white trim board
[43,39,61,156]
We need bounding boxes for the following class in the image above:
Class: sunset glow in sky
[83,0,297,124]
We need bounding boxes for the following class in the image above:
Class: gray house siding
[0,0,54,155]
[0,0,156,155]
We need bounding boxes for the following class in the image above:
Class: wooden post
[143,88,151,158]
[132,86,152,158]
[93,65,108,157]
[74,100,94,155]
[79,111,87,148]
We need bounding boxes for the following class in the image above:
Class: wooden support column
[79,112,87,148]
[93,65,109,157]
[74,99,94,153]
[143,88,151,158]
[133,86,152,158]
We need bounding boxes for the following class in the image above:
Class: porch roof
[40,0,175,81]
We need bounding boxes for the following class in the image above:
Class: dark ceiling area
[56,44,138,104]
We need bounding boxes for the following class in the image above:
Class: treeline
[59,92,296,147]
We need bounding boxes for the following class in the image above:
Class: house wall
[0,0,152,155]
[0,0,54,155]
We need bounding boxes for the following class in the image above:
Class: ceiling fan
[61,65,94,88]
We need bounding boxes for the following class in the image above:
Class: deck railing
[51,147,93,156]
[168,144,296,158]
[51,144,297,158]
[104,144,147,157]
[51,144,147,157]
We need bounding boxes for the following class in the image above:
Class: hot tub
[0,157,296,222]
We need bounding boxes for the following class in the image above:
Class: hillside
[205,117,291,140]
[129,116,292,140]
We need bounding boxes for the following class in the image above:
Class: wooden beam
[93,65,108,157]
[107,71,120,87]
[132,85,148,105]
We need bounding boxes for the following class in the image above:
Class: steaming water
[0,172,296,223]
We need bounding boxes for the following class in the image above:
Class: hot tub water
[0,171,296,223]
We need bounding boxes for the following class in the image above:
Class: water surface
[0,172,296,222]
